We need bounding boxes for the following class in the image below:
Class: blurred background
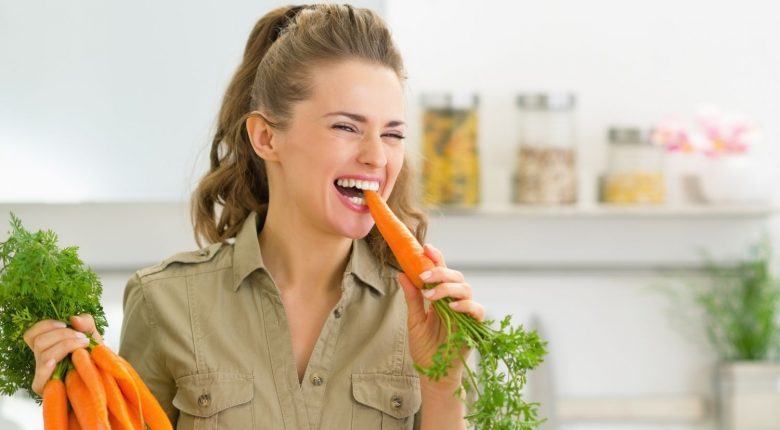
[1,1,779,429]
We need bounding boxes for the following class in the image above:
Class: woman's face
[270,60,406,239]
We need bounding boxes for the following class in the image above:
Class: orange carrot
[126,401,144,430]
[109,411,127,430]
[90,344,143,425]
[65,369,108,430]
[42,376,67,430]
[68,410,81,430]
[364,190,435,289]
[92,344,173,430]
[71,348,110,428]
[99,366,137,430]
[118,355,173,430]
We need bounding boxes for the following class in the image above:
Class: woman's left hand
[397,243,485,390]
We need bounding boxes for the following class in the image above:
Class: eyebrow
[323,111,405,128]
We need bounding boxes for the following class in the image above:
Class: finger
[421,282,472,302]
[69,314,102,342]
[448,299,486,322]
[31,328,87,356]
[31,357,57,396]
[423,243,446,267]
[398,273,427,328]
[23,320,67,349]
[32,338,90,394]
[419,266,465,285]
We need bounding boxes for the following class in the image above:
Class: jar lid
[608,127,650,145]
[420,93,479,109]
[516,93,576,110]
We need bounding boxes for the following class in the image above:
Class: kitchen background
[1,0,779,429]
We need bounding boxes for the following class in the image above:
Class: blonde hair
[191,4,427,269]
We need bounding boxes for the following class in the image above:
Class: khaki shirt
[119,212,423,429]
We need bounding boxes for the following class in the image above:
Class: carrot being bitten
[364,190,549,429]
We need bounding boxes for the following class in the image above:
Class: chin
[334,220,374,240]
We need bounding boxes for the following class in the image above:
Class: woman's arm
[398,244,486,428]
[419,378,468,430]
[118,272,179,425]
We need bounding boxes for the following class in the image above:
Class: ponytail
[191,6,299,246]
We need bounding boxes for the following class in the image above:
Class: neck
[258,203,352,296]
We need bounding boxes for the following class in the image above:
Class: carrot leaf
[0,213,107,401]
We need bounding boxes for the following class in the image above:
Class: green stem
[51,357,70,380]
[48,299,61,322]
[458,347,482,399]
[87,334,100,349]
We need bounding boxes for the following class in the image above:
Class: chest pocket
[352,373,421,430]
[172,372,254,430]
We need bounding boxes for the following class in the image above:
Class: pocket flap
[173,372,254,418]
[352,373,421,419]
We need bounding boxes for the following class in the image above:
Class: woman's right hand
[22,314,103,395]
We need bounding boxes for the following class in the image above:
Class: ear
[246,112,280,162]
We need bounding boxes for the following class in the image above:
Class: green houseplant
[695,241,780,362]
[671,241,780,430]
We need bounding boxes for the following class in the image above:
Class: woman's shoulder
[123,241,236,312]
[135,241,232,282]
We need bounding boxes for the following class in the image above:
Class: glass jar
[602,127,666,205]
[513,93,577,205]
[420,93,480,207]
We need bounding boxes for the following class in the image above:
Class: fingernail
[53,321,67,328]
[45,359,55,368]
[420,271,432,281]
[74,332,87,339]
[422,289,435,298]
[449,301,459,309]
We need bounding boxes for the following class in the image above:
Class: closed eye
[333,123,358,133]
[383,132,406,140]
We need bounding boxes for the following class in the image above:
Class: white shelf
[424,203,777,272]
[428,203,778,219]
[1,201,776,272]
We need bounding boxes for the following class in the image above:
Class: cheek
[389,147,405,178]
[383,148,405,197]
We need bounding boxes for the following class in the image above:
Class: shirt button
[197,393,211,408]
[391,395,403,409]
[334,307,343,319]
[310,374,324,386]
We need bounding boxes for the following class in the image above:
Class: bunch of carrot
[42,340,172,430]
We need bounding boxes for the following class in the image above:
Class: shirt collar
[232,211,387,295]
[345,238,387,296]
[232,211,267,292]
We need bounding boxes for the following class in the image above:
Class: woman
[24,4,486,428]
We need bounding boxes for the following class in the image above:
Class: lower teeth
[348,196,366,205]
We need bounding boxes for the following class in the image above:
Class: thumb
[69,314,103,343]
[398,273,427,328]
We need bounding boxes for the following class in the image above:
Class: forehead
[301,60,405,121]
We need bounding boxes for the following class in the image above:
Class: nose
[357,133,387,168]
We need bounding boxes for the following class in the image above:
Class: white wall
[385,0,780,207]
[0,0,382,202]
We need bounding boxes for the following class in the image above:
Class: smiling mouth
[334,178,380,203]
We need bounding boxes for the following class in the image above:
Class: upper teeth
[336,178,380,191]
